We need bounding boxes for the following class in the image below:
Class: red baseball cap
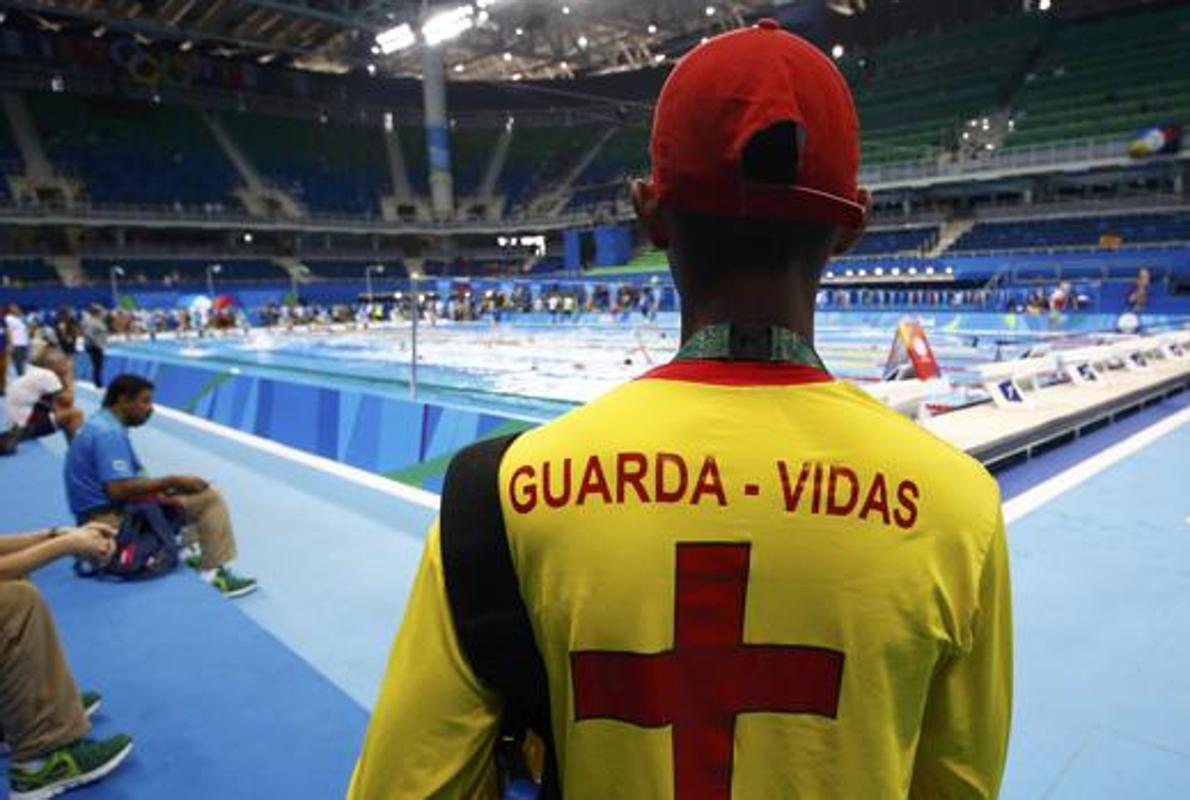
[651,19,864,228]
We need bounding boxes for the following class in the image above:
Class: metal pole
[410,272,419,400]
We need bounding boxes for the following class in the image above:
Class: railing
[858,135,1150,186]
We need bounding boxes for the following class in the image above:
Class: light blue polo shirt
[64,408,145,522]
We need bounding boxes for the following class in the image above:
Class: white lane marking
[1003,405,1190,524]
[75,383,441,510]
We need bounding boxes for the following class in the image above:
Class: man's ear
[631,179,670,249]
[832,187,871,256]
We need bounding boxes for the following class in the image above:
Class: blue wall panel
[72,352,532,491]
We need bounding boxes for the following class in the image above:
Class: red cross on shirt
[571,542,845,800]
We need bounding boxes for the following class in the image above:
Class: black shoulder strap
[440,433,560,799]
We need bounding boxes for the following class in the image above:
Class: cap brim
[739,182,865,228]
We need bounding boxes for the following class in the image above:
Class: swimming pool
[109,311,1138,419]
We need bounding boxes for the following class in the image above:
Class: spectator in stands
[2,349,85,453]
[1127,267,1151,312]
[5,304,30,377]
[82,306,109,389]
[63,374,258,599]
[1,521,133,799]
[0,322,7,398]
[54,307,82,372]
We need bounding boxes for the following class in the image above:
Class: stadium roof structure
[0,0,781,81]
[0,0,1169,89]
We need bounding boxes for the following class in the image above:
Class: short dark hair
[103,374,155,408]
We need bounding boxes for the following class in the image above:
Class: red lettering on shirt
[690,456,727,507]
[577,455,613,506]
[542,458,573,508]
[826,465,859,517]
[656,452,689,503]
[858,473,890,526]
[893,480,919,530]
[509,464,537,514]
[616,452,650,503]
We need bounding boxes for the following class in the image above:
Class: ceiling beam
[239,0,383,33]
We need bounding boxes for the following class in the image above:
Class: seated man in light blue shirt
[64,374,257,599]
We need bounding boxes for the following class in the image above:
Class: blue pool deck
[1,383,1188,798]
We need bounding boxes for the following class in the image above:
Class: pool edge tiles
[83,352,538,493]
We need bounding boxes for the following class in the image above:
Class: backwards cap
[651,19,863,227]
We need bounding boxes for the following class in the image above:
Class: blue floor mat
[0,443,369,799]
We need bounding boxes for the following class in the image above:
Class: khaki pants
[90,486,238,571]
[0,581,89,761]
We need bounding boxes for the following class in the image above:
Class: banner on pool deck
[82,354,534,493]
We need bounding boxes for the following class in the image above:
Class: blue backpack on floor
[75,502,185,581]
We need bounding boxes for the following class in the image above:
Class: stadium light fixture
[654,53,666,63]
[577,34,589,49]
[1039,0,1052,10]
[706,6,716,16]
[376,22,416,54]
[562,5,571,14]
[454,63,466,73]
[515,27,524,35]
[423,6,476,46]
[366,63,377,75]
[908,267,918,275]
[512,73,523,80]
[925,267,935,275]
[945,267,955,275]
[648,24,658,34]
[874,268,884,276]
[831,43,845,59]
[503,51,513,61]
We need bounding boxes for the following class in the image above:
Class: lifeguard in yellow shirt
[350,19,1011,800]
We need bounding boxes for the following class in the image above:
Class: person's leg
[176,486,238,570]
[0,581,89,761]
[12,346,27,376]
[86,346,104,388]
[55,408,84,442]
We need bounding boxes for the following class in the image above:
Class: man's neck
[679,276,818,345]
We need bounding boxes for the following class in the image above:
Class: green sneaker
[183,553,202,571]
[80,691,101,720]
[9,734,132,800]
[211,567,258,599]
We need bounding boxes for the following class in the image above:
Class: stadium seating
[300,260,394,280]
[1004,5,1190,149]
[951,212,1190,252]
[221,111,390,216]
[848,226,938,257]
[397,123,429,198]
[450,126,501,197]
[29,92,238,209]
[0,259,56,286]
[566,125,648,212]
[500,124,607,213]
[839,14,1049,166]
[0,114,19,204]
[81,258,287,284]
